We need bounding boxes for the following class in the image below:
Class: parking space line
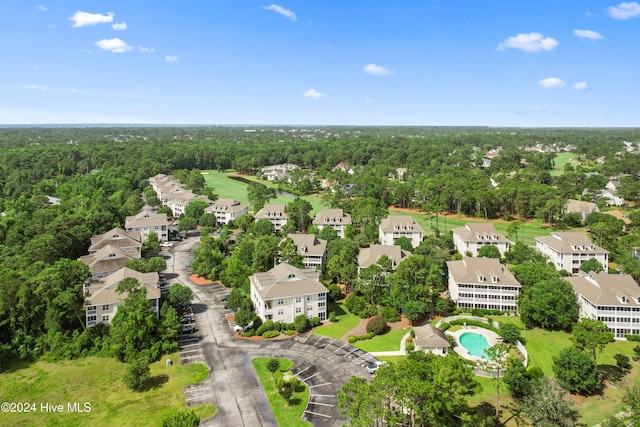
[323,338,335,349]
[180,343,200,349]
[334,343,349,353]
[185,393,213,401]
[309,382,331,388]
[301,372,320,382]
[304,410,332,418]
[295,366,310,376]
[307,402,334,407]
[310,394,334,398]
[180,349,202,354]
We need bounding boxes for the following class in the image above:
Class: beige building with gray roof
[204,198,249,224]
[88,227,142,258]
[565,199,600,221]
[535,232,609,274]
[79,244,134,281]
[378,215,424,248]
[447,257,521,312]
[287,234,327,270]
[312,208,352,238]
[125,207,169,242]
[358,244,411,273]
[566,272,640,339]
[452,223,511,257]
[254,204,288,232]
[250,263,328,323]
[83,267,160,328]
[413,324,451,355]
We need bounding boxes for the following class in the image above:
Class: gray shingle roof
[452,223,510,243]
[85,267,160,306]
[535,232,608,254]
[312,209,352,225]
[446,257,520,287]
[251,263,327,300]
[414,324,450,348]
[378,215,424,233]
[566,272,640,307]
[287,234,327,256]
[358,244,411,269]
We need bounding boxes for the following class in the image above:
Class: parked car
[365,360,382,374]
[160,241,174,248]
[178,325,197,335]
[221,295,228,302]
[179,315,193,324]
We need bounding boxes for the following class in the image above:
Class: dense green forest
[1,125,640,367]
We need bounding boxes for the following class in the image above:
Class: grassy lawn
[202,171,325,214]
[469,326,640,426]
[251,357,311,427]
[313,301,362,340]
[354,329,409,352]
[0,353,215,427]
[551,152,581,176]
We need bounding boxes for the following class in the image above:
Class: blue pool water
[459,332,490,358]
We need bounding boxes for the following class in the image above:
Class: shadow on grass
[287,397,302,406]
[598,364,626,383]
[144,374,169,391]
[329,301,347,317]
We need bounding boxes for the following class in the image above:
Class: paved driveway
[166,237,370,427]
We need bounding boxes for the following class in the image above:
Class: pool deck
[446,326,501,363]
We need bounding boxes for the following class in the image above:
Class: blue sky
[0,1,638,126]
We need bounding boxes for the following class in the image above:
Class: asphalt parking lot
[166,237,374,427]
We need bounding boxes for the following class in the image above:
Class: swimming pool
[459,332,490,358]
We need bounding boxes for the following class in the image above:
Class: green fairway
[551,152,581,176]
[388,210,551,247]
[202,171,325,214]
[251,357,311,427]
[0,353,215,427]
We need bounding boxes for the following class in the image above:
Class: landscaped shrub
[348,335,356,343]
[262,330,280,339]
[252,316,263,330]
[627,334,640,342]
[282,330,294,336]
[381,306,400,323]
[357,309,371,319]
[499,323,522,344]
[345,295,367,315]
[449,319,500,334]
[328,311,337,322]
[366,316,388,336]
[440,322,451,331]
[453,253,463,260]
[309,317,321,328]
[406,342,415,352]
[294,314,310,333]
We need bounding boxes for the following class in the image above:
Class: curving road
[166,236,371,427]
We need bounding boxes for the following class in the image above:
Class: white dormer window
[492,235,498,240]
[324,217,328,222]
[277,212,282,217]
[485,234,490,239]
[622,296,628,303]
[477,234,483,240]
[408,225,412,230]
[491,276,498,283]
[478,275,485,282]
[394,224,399,230]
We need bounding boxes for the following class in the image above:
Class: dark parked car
[178,325,197,335]
[179,315,194,324]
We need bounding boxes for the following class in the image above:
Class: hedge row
[348,332,375,343]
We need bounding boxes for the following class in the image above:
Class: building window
[296,307,302,313]
[307,295,313,301]
[87,315,97,322]
[295,296,302,303]
[87,306,96,311]
[277,298,284,305]
[102,315,109,322]
[102,305,109,311]
[277,309,284,316]
[318,301,326,308]
[307,304,313,311]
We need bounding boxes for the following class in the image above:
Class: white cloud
[263,4,297,21]
[35,5,47,12]
[538,77,566,88]
[497,32,559,52]
[112,22,127,31]
[21,84,47,91]
[609,2,640,19]
[138,46,155,53]
[518,107,546,114]
[95,38,132,53]
[165,55,178,63]
[574,82,589,91]
[69,11,114,28]
[303,89,325,99]
[574,29,603,40]
[363,63,392,76]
